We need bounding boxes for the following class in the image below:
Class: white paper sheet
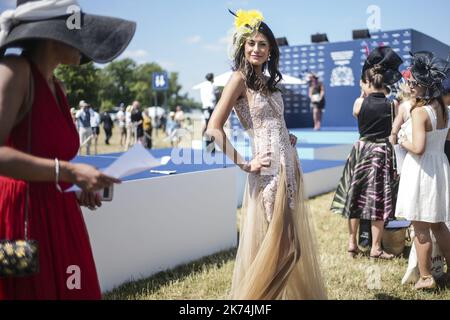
[66,144,171,192]
[149,170,177,175]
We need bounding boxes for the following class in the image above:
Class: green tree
[98,58,137,109]
[55,62,100,108]
[132,63,164,107]
[56,58,201,113]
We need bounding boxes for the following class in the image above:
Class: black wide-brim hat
[0,0,136,64]
[362,46,403,85]
[443,72,450,94]
[410,51,450,99]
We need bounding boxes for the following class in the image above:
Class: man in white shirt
[116,103,126,146]
[75,100,94,155]
[90,107,101,155]
[200,73,218,152]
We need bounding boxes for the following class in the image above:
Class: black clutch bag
[0,240,39,277]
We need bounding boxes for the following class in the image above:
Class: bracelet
[239,160,250,172]
[55,158,63,193]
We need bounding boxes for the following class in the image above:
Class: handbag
[311,93,321,103]
[0,240,39,277]
[389,102,400,190]
[0,93,39,278]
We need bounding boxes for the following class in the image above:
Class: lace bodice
[234,89,300,221]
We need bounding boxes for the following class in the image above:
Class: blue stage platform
[72,148,345,180]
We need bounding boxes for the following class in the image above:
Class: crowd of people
[68,98,192,154]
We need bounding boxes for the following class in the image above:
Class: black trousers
[203,107,215,152]
[104,127,112,144]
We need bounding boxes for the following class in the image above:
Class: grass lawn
[103,192,450,300]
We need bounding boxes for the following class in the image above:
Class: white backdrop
[83,167,238,293]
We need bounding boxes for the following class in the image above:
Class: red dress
[0,58,101,300]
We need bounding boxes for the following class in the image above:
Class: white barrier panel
[236,164,345,207]
[297,144,353,161]
[83,167,238,293]
[302,165,345,199]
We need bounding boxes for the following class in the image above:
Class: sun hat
[410,51,450,99]
[0,0,136,64]
[362,46,403,85]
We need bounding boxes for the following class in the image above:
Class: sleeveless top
[311,82,323,95]
[358,92,393,140]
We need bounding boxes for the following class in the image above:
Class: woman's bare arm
[400,108,427,156]
[0,57,119,192]
[206,72,247,168]
[353,97,364,118]
[390,104,406,145]
[319,83,325,100]
[206,72,270,172]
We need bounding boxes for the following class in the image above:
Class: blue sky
[2,0,450,102]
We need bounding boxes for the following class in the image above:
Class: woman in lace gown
[207,10,327,300]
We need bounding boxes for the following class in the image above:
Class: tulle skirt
[230,161,327,300]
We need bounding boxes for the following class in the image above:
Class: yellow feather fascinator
[228,9,265,58]
[233,9,264,31]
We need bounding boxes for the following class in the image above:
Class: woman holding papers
[0,0,135,299]
[207,9,326,300]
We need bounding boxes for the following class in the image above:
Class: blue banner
[279,29,449,128]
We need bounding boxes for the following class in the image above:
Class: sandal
[414,275,436,290]
[348,247,362,258]
[370,250,395,260]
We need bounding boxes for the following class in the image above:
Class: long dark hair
[232,22,282,93]
[411,96,448,124]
